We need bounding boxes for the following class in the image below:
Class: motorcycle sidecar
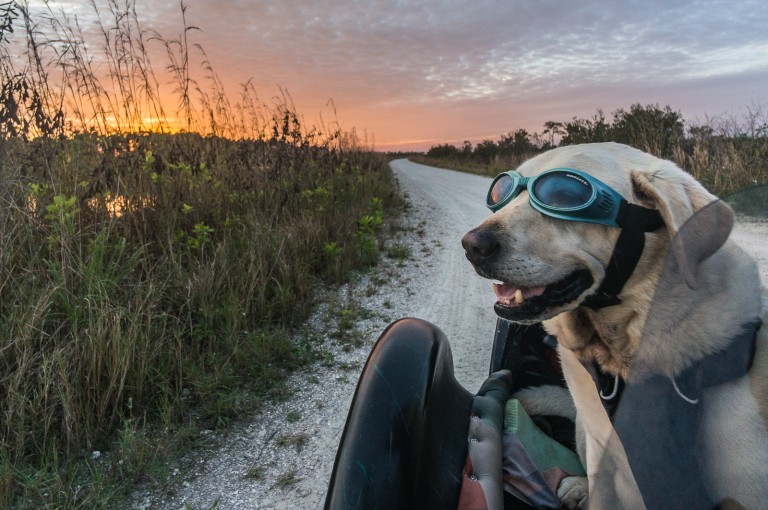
[324,317,577,510]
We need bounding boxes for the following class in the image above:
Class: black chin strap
[584,201,664,310]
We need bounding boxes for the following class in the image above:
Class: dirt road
[132,159,767,510]
[132,159,500,509]
[385,159,501,389]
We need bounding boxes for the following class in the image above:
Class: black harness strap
[584,200,664,310]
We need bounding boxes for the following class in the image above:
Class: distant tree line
[421,102,768,195]
[427,103,688,164]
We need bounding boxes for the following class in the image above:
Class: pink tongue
[492,282,546,302]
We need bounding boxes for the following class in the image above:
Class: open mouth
[491,270,593,322]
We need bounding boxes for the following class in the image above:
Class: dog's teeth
[515,289,524,304]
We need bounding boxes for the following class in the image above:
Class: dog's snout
[462,228,500,263]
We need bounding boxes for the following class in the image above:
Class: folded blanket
[504,398,585,476]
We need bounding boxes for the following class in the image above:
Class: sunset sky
[28,0,768,151]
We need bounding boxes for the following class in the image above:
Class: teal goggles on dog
[487,168,663,231]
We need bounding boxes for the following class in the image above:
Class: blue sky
[26,0,768,150]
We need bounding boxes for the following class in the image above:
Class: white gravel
[130,159,767,510]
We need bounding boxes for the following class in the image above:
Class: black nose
[461,228,500,263]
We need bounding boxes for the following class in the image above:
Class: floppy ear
[630,164,734,289]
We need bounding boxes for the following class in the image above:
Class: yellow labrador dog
[462,143,767,509]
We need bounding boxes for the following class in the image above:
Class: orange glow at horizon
[21,0,768,153]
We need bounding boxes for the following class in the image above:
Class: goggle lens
[489,174,516,207]
[532,172,593,209]
[486,167,651,230]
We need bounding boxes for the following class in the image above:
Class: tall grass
[674,107,768,195]
[1,1,397,508]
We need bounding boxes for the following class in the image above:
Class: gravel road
[131,159,500,510]
[131,159,767,510]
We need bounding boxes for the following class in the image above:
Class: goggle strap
[616,200,664,232]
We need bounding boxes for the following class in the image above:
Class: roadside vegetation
[414,103,768,196]
[0,2,397,508]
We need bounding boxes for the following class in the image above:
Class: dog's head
[461,142,733,325]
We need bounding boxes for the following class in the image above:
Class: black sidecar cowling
[324,317,571,510]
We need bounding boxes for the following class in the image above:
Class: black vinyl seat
[325,318,474,510]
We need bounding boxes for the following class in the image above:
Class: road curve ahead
[390,158,498,391]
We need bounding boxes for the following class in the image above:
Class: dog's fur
[462,143,768,509]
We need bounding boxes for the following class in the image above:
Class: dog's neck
[544,229,669,379]
[547,240,764,381]
[546,306,639,380]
